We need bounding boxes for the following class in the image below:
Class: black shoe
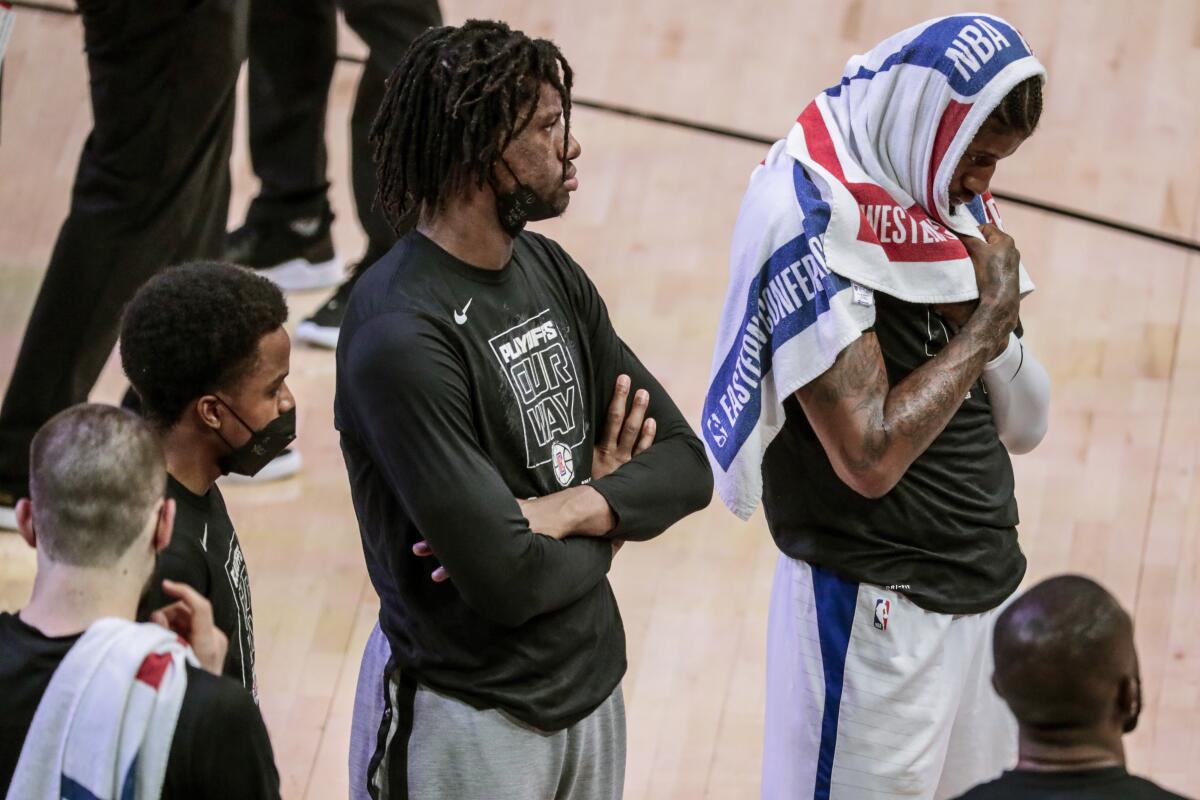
[225,209,344,291]
[296,269,361,350]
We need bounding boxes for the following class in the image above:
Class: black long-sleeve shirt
[335,230,712,730]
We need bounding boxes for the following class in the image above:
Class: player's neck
[418,191,514,270]
[162,424,222,497]
[1017,728,1125,772]
[20,558,141,637]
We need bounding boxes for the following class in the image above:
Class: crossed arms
[342,311,711,628]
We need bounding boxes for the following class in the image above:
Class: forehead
[967,121,1027,159]
[533,81,563,117]
[245,327,290,376]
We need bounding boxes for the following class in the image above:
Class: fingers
[616,389,649,454]
[956,230,983,251]
[633,417,656,455]
[161,580,208,617]
[155,601,192,629]
[957,223,1008,250]
[977,222,1004,242]
[412,540,450,582]
[601,375,631,450]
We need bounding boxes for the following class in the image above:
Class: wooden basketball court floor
[1,1,1198,797]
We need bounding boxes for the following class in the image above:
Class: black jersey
[763,291,1025,614]
[141,476,258,699]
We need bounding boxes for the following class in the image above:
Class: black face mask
[492,157,559,236]
[214,400,296,477]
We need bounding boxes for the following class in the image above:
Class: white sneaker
[225,212,345,292]
[255,255,345,292]
[221,447,303,485]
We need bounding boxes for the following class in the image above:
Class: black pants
[0,0,245,489]
[243,0,441,266]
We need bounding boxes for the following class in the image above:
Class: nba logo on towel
[874,598,890,631]
[551,442,574,487]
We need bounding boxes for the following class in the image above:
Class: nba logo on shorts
[874,598,890,631]
[551,442,574,487]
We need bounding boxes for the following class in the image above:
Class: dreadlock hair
[370,20,574,232]
[987,75,1044,137]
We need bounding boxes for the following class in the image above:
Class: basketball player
[953,575,1191,799]
[335,20,713,799]
[0,404,279,797]
[120,262,296,701]
[750,21,1054,800]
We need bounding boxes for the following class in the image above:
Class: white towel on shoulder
[6,618,197,800]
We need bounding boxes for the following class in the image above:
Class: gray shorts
[349,621,626,800]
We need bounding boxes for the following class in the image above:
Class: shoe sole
[256,255,345,292]
[221,449,303,485]
[0,504,16,532]
[297,320,340,350]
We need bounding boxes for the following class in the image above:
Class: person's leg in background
[296,0,441,350]
[0,0,243,528]
[225,0,344,291]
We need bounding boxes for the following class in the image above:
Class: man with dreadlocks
[701,15,1052,800]
[334,19,712,799]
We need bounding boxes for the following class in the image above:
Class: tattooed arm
[795,223,1021,498]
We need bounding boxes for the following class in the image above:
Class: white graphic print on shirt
[488,310,587,471]
[224,538,258,702]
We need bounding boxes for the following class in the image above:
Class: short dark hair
[120,261,288,428]
[987,75,1044,136]
[370,19,573,229]
[30,404,166,566]
[993,574,1131,730]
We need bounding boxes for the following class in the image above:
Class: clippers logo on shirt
[551,442,575,486]
[489,310,587,473]
[874,598,890,631]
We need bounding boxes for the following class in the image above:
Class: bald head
[993,575,1139,740]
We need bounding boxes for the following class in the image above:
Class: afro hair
[119,261,288,428]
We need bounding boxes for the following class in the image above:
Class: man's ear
[196,395,223,431]
[153,498,175,553]
[1118,674,1139,716]
[15,498,35,549]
